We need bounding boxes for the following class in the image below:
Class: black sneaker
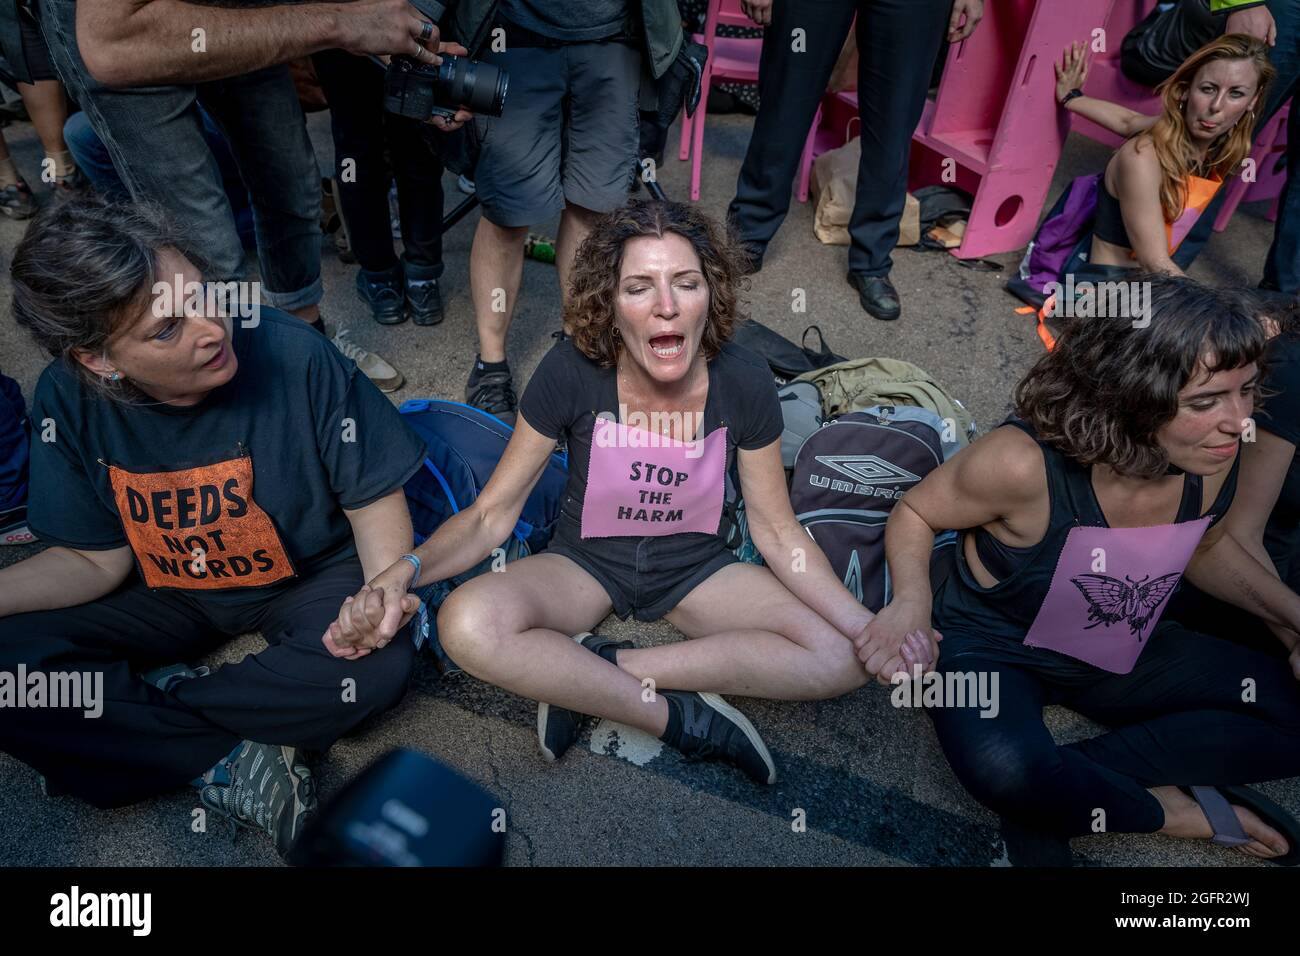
[537,632,633,762]
[466,367,518,426]
[197,741,317,858]
[405,275,444,326]
[356,265,406,325]
[664,690,777,785]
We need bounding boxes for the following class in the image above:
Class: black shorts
[547,510,738,622]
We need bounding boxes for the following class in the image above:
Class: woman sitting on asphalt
[0,197,427,859]
[1167,296,1300,671]
[1054,33,1272,278]
[322,200,939,785]
[857,274,1300,865]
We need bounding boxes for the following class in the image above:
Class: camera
[383,0,508,121]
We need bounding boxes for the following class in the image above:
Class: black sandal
[1187,785,1300,866]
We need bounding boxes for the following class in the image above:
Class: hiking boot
[662,690,777,785]
[332,327,404,393]
[356,265,406,325]
[0,178,35,219]
[197,741,317,858]
[465,366,517,425]
[537,632,633,762]
[0,504,34,546]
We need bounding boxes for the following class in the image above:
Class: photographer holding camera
[450,0,684,424]
[36,0,465,391]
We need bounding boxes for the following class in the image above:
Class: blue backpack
[398,400,568,665]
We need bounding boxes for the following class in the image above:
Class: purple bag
[1006,174,1100,308]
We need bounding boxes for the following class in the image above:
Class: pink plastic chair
[1214,104,1289,232]
[677,0,819,203]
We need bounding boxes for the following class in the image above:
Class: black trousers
[727,0,953,276]
[0,558,415,808]
[312,49,446,277]
[929,622,1300,838]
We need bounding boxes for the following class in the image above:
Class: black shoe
[663,690,777,785]
[405,275,444,326]
[537,632,633,762]
[356,266,406,325]
[848,272,901,321]
[465,367,517,426]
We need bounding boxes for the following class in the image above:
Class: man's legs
[197,65,323,323]
[467,44,566,421]
[846,0,953,318]
[727,0,858,268]
[38,0,246,282]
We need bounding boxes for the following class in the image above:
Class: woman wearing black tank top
[855,275,1300,865]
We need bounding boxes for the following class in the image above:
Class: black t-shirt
[518,337,783,539]
[27,309,427,605]
[1257,330,1300,583]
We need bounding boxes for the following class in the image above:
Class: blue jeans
[63,110,257,251]
[38,0,322,310]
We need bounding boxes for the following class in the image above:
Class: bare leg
[555,202,601,307]
[469,216,528,364]
[437,553,669,733]
[616,563,868,700]
[16,80,69,156]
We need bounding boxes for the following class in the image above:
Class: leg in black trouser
[311,49,445,279]
[847,0,952,277]
[0,558,414,808]
[930,622,1300,838]
[727,0,952,275]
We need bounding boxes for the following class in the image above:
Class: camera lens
[439,55,508,118]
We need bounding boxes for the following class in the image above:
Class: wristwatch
[1060,88,1085,107]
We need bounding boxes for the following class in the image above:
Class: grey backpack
[788,405,957,608]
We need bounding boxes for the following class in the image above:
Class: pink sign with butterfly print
[1023,517,1211,673]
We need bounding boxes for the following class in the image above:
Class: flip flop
[1187,785,1300,866]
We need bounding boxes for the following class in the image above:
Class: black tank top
[934,419,1239,642]
[1093,179,1132,248]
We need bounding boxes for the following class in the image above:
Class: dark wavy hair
[564,200,747,367]
[10,195,197,396]
[1015,274,1268,478]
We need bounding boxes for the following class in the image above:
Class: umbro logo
[814,455,921,485]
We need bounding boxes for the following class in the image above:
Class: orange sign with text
[107,455,295,590]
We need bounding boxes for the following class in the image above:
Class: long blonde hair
[1142,33,1274,223]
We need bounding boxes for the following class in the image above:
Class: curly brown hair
[563,200,747,367]
[1014,274,1267,479]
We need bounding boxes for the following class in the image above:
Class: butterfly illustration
[1069,572,1183,638]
